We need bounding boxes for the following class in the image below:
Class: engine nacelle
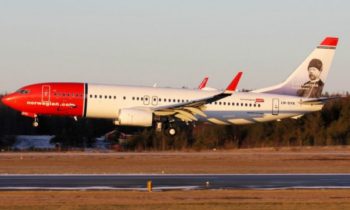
[115,108,153,127]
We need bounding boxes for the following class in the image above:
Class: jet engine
[114,108,153,127]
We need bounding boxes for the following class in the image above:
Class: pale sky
[0,0,349,93]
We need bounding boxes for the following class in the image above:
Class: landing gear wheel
[33,118,39,127]
[168,127,176,136]
[33,121,39,127]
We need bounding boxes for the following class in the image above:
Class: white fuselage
[85,84,322,125]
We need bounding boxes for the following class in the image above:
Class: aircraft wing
[153,72,242,122]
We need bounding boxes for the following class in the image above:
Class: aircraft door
[272,98,279,115]
[143,95,150,105]
[152,96,158,106]
[42,85,51,103]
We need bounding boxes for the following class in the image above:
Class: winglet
[198,77,209,89]
[225,72,243,93]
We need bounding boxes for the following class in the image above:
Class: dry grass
[0,189,350,210]
[1,147,350,209]
[1,146,350,174]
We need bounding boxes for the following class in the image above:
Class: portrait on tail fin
[297,58,324,98]
[252,37,337,98]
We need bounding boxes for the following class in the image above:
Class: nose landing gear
[33,118,39,127]
[21,112,39,127]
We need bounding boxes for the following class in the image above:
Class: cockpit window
[16,89,31,94]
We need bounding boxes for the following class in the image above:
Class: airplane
[1,37,338,136]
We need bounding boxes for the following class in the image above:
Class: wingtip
[198,77,209,89]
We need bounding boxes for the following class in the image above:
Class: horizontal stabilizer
[301,96,345,105]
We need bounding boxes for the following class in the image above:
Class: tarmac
[1,174,350,191]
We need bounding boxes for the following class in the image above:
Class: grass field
[0,189,350,210]
[0,146,350,174]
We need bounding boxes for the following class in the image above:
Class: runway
[1,174,350,191]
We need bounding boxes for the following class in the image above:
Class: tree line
[1,94,350,151]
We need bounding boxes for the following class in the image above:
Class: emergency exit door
[42,85,51,103]
[272,98,279,115]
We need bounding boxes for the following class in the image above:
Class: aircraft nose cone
[1,95,8,105]
[1,95,15,107]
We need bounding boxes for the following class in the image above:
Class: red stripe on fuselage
[9,83,85,117]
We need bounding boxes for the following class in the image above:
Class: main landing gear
[166,126,177,136]
[156,120,178,136]
[160,120,195,137]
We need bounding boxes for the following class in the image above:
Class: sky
[0,0,349,93]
